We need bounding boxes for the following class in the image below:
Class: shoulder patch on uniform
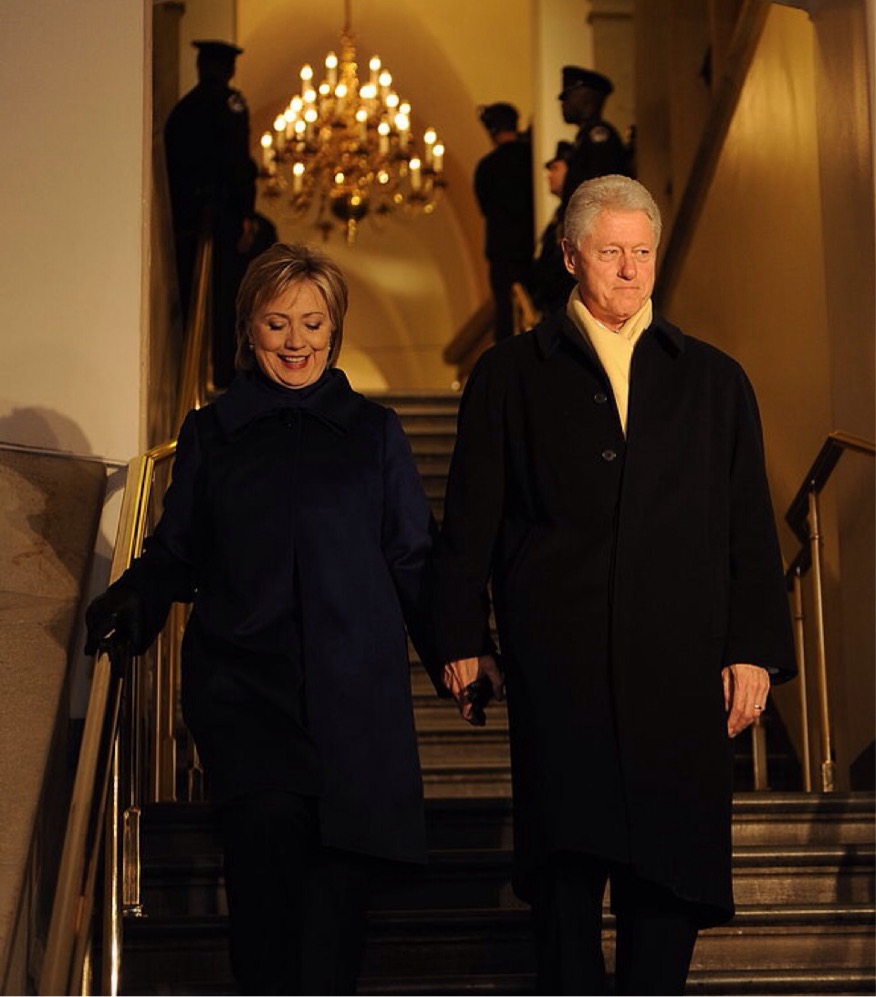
[589,125,610,143]
[228,92,247,114]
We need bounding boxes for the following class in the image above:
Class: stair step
[121,967,876,997]
[357,967,876,996]
[138,841,875,918]
[732,792,876,846]
[685,967,876,995]
[138,795,874,851]
[122,904,875,987]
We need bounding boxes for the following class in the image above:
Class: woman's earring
[247,340,254,351]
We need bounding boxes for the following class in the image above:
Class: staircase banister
[174,227,214,433]
[785,431,875,545]
[39,438,178,996]
[442,298,494,365]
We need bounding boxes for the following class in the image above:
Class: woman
[85,242,442,995]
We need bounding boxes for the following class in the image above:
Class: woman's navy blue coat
[118,368,440,864]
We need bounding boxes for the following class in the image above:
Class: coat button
[594,391,608,404]
[601,449,617,462]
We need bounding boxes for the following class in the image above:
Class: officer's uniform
[164,40,257,388]
[556,67,630,214]
[474,103,535,341]
[530,141,576,316]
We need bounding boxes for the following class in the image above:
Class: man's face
[560,86,600,125]
[563,209,656,330]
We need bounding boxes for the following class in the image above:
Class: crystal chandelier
[258,1,447,244]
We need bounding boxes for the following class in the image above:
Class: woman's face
[249,279,332,389]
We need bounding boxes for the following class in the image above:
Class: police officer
[557,67,630,215]
[164,40,258,389]
[474,102,535,341]
[530,140,577,317]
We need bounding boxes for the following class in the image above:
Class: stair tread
[124,900,876,929]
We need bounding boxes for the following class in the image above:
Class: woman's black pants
[216,789,376,996]
[531,851,700,996]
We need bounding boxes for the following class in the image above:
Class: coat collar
[534,307,685,363]
[212,367,361,437]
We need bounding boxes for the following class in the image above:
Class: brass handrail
[174,228,214,432]
[40,217,216,996]
[784,431,875,792]
[442,297,494,384]
[39,442,176,996]
[511,281,541,334]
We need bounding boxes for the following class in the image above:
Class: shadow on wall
[0,406,95,457]
[0,406,123,716]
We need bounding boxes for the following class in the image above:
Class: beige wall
[662,3,875,787]
[0,0,150,462]
[810,0,875,786]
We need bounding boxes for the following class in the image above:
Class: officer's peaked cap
[193,40,244,58]
[558,66,613,99]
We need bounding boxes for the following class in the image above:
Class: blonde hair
[235,242,348,371]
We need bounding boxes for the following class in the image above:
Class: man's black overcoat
[435,310,796,924]
[116,368,440,865]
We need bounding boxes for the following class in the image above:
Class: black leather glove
[84,584,143,656]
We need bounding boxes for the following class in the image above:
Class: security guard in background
[557,66,630,216]
[164,40,258,389]
[529,140,577,317]
[474,102,535,342]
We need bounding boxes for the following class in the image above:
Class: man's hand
[722,662,770,738]
[442,655,504,725]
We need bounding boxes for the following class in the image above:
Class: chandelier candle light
[259,3,446,244]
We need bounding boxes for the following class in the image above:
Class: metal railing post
[750,715,769,790]
[806,489,836,791]
[790,570,812,792]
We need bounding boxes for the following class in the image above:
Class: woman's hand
[84,585,143,656]
[442,655,504,725]
[722,662,770,737]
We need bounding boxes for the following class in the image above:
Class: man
[557,66,630,217]
[473,102,535,341]
[164,39,258,389]
[529,140,577,316]
[435,175,796,995]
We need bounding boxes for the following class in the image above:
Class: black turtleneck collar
[212,366,362,437]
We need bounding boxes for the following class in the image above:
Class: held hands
[722,662,771,738]
[442,655,505,726]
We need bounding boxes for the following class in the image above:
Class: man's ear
[561,238,577,276]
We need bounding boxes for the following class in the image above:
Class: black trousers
[531,852,699,996]
[216,790,377,996]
